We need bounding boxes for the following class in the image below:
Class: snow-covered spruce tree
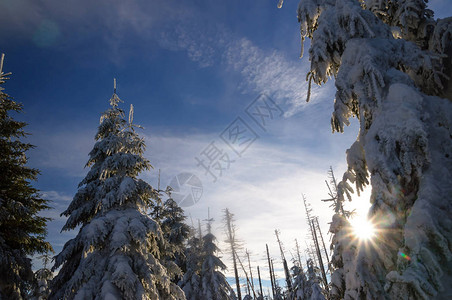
[223,208,241,300]
[50,86,185,299]
[328,214,355,300]
[290,264,309,300]
[158,190,191,284]
[322,168,356,300]
[306,259,326,300]
[200,221,235,300]
[364,0,452,98]
[291,0,452,298]
[32,252,53,300]
[179,228,203,300]
[33,268,53,300]
[0,53,52,299]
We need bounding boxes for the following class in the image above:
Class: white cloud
[137,129,355,280]
[39,190,72,223]
[223,37,315,115]
[1,0,331,115]
[34,122,361,279]
[28,129,95,177]
[156,15,330,115]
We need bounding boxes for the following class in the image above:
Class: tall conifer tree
[0,53,52,299]
[50,82,184,299]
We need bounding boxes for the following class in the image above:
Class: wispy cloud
[1,0,331,114]
[28,129,95,177]
[138,129,352,280]
[156,14,330,115]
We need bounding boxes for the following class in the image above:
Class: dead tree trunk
[257,266,264,298]
[266,244,276,299]
[235,250,256,298]
[295,238,303,270]
[275,229,293,294]
[315,217,331,270]
[311,218,329,293]
[246,250,255,293]
[224,209,242,300]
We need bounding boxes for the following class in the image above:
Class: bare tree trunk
[270,259,278,297]
[311,218,329,293]
[315,217,331,271]
[224,209,242,300]
[246,250,255,294]
[302,194,318,267]
[257,266,264,298]
[235,250,256,298]
[275,229,293,294]
[266,244,276,299]
[295,239,303,270]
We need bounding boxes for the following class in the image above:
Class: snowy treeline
[46,87,235,300]
[0,58,236,299]
[180,220,235,300]
[1,0,451,298]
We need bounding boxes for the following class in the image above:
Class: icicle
[129,104,134,125]
[0,53,4,75]
[300,36,305,58]
[306,72,313,102]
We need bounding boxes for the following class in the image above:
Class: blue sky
[1,0,450,295]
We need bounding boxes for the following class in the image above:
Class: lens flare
[398,251,411,261]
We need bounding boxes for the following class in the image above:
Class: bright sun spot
[346,186,376,240]
[351,217,375,240]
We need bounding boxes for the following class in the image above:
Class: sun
[350,216,375,240]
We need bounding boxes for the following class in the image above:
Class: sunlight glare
[351,217,375,240]
[345,186,375,240]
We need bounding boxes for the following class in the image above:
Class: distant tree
[272,283,284,300]
[50,84,184,299]
[328,214,353,300]
[200,221,235,300]
[223,208,242,300]
[31,251,53,300]
[0,53,52,299]
[179,228,203,300]
[321,168,355,300]
[159,189,191,283]
[289,0,452,298]
[306,259,326,300]
[149,182,165,225]
[290,264,308,300]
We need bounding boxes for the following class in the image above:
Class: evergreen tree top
[61,83,157,231]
